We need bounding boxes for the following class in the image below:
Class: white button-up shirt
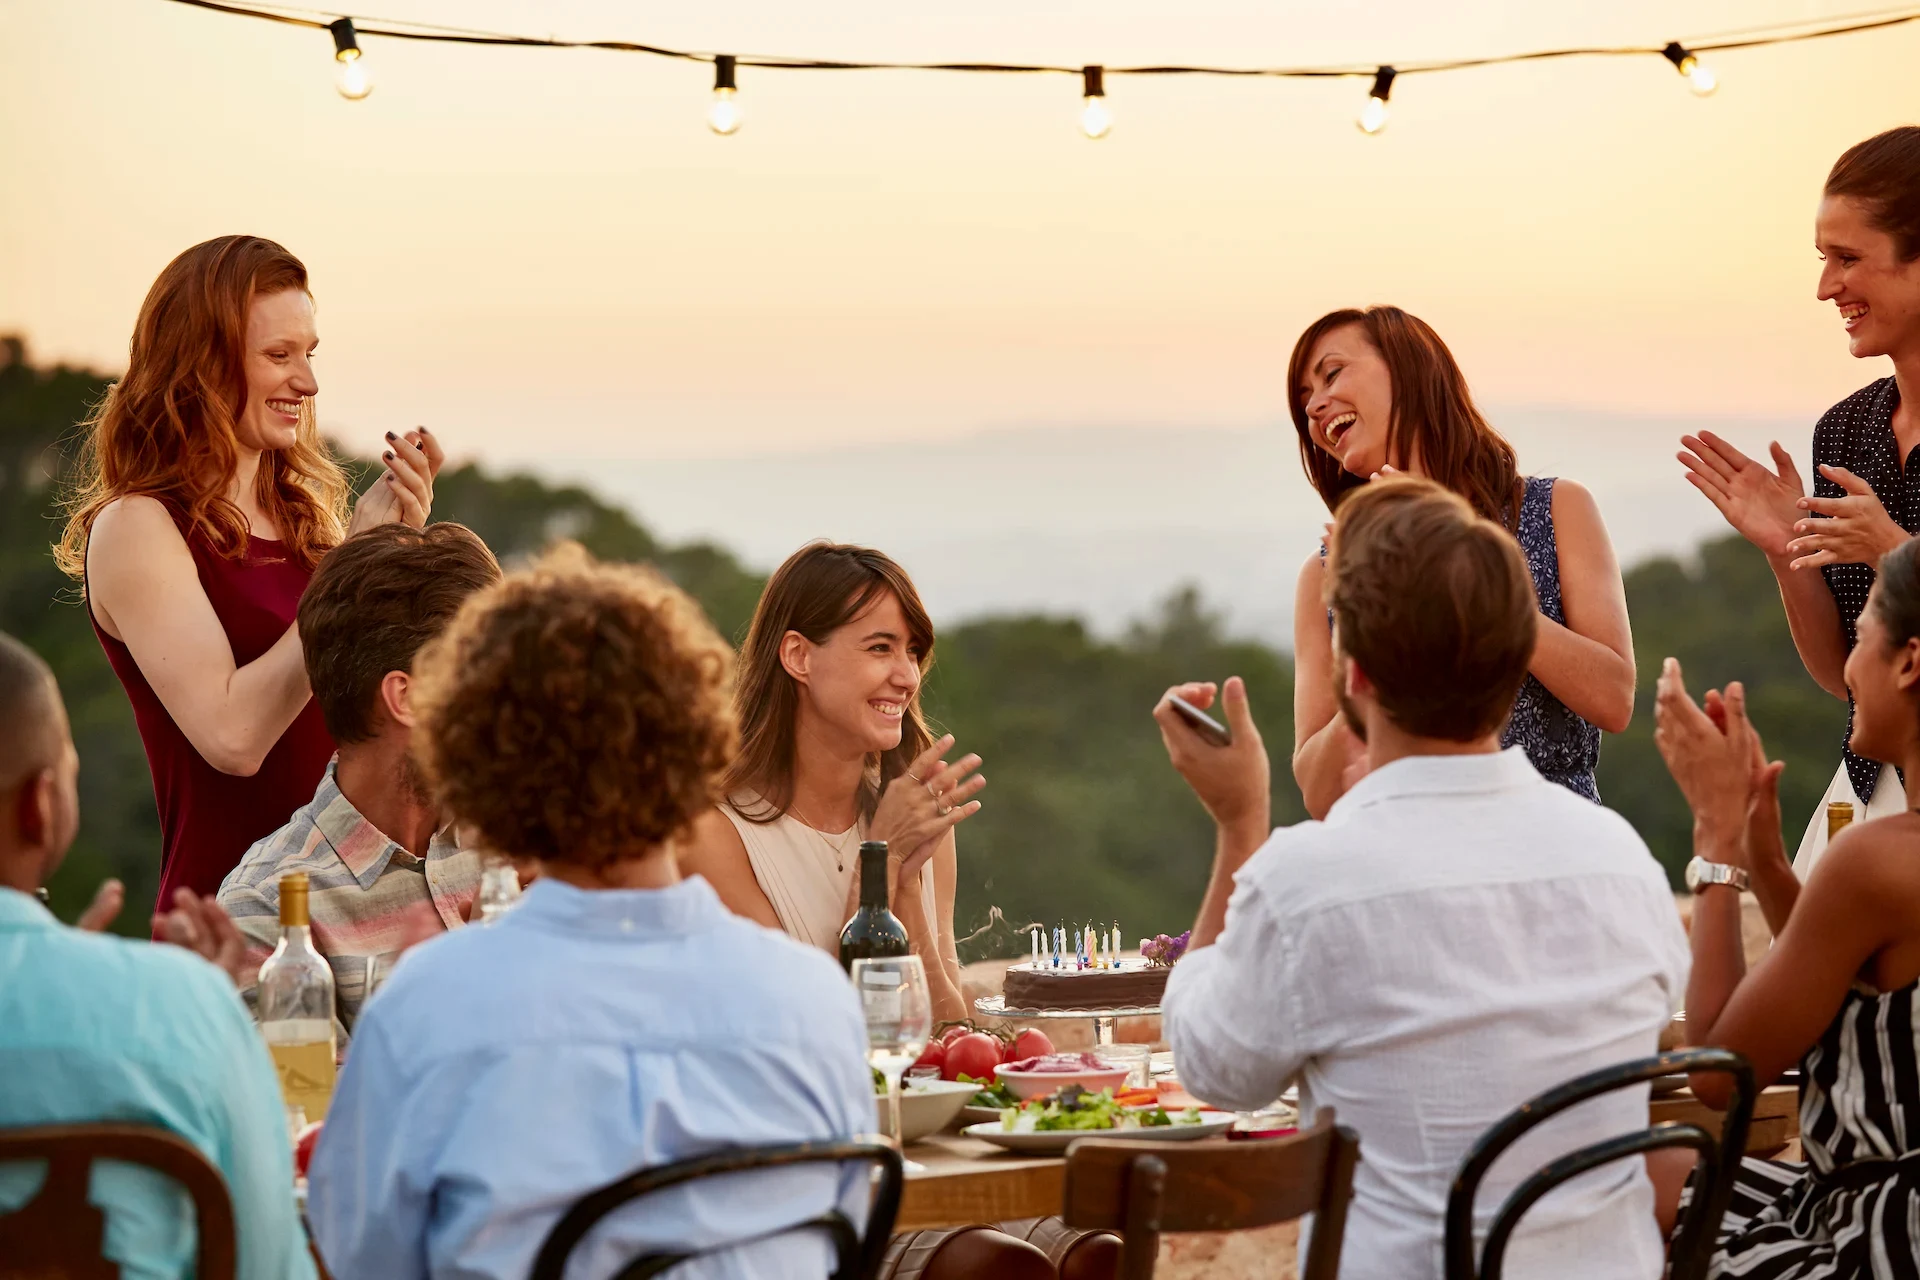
[1164,749,1688,1280]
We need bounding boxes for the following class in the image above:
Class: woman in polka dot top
[1679,127,1920,874]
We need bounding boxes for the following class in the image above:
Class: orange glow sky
[3,1,1916,471]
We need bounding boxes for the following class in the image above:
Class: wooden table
[896,1085,1800,1231]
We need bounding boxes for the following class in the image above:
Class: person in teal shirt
[0,631,315,1280]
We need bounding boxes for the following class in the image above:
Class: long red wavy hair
[56,235,349,581]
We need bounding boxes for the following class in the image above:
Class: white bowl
[875,1078,978,1144]
[993,1060,1131,1101]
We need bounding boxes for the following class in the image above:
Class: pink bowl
[993,1059,1131,1101]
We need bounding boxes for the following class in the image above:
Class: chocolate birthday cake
[1001,959,1170,1012]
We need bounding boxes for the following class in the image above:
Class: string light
[708,54,741,135]
[1661,41,1719,96]
[327,16,370,99]
[1357,66,1394,135]
[161,0,1920,129]
[1079,65,1111,140]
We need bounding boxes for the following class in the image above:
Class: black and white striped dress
[1698,979,1920,1277]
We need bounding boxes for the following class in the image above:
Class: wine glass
[850,955,934,1159]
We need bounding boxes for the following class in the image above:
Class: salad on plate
[998,1083,1204,1133]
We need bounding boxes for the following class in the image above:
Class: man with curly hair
[308,545,876,1280]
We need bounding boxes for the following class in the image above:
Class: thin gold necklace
[787,802,860,873]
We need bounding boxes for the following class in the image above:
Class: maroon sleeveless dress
[90,525,335,928]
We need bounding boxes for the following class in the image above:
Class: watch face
[1685,857,1705,892]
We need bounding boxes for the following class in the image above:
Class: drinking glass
[850,955,934,1156]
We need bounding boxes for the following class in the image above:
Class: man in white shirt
[1155,478,1688,1280]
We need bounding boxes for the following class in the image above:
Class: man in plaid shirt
[217,522,501,1035]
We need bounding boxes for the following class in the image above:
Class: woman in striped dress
[1653,535,1920,1277]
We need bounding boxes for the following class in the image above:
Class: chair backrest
[1444,1048,1756,1280]
[0,1123,236,1280]
[527,1139,904,1280]
[1061,1110,1362,1280]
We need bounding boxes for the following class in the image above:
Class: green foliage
[0,336,1849,952]
[921,587,1305,951]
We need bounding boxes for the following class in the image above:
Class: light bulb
[708,55,741,136]
[1080,97,1112,140]
[1662,42,1718,98]
[708,88,741,135]
[335,53,372,101]
[1356,66,1395,137]
[328,18,372,101]
[1079,65,1110,140]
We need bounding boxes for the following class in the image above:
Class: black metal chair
[1444,1048,1756,1280]
[528,1139,904,1280]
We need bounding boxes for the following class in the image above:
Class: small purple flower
[1143,930,1191,967]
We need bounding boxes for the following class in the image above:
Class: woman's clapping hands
[1653,658,1786,867]
[1677,433,1806,560]
[1787,465,1909,571]
[869,733,984,891]
[348,426,444,535]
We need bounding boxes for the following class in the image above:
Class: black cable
[156,0,1920,80]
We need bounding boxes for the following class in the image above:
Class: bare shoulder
[89,495,188,563]
[1294,548,1327,609]
[681,806,750,875]
[1811,817,1920,910]
[1548,477,1603,526]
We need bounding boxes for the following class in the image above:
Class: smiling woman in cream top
[682,542,982,1024]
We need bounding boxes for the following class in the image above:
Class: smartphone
[1167,693,1232,747]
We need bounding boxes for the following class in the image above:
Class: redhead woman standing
[56,235,441,922]
[1678,127,1920,873]
[680,543,981,1023]
[1288,306,1635,818]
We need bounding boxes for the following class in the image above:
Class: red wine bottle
[839,840,910,970]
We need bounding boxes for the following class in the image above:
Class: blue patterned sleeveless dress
[1323,475,1601,801]
[1505,476,1602,802]
[1679,981,1920,1278]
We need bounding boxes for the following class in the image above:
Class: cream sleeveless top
[719,794,939,955]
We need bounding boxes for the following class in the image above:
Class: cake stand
[972,994,1162,1047]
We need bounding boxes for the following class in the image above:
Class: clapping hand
[74,878,125,932]
[1653,659,1783,866]
[152,889,256,989]
[1786,465,1908,571]
[869,734,985,891]
[1677,432,1805,560]
[347,427,444,535]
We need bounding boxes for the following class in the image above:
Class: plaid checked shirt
[217,759,480,1038]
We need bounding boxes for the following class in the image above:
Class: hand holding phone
[1166,693,1232,747]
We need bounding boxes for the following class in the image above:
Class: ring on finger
[924,780,941,800]
[906,770,923,784]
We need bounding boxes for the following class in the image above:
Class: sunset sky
[3,0,1916,633]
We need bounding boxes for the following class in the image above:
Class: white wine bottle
[258,870,337,1121]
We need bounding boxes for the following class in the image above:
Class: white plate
[960,1103,1012,1126]
[962,1113,1233,1154]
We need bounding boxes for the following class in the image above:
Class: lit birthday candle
[1053,925,1063,968]
[1111,923,1121,964]
[1073,928,1083,969]
[1031,927,1040,968]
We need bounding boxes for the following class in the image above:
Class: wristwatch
[1685,856,1750,894]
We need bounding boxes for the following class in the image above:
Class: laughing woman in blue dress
[1678,127,1920,877]
[1286,305,1636,818]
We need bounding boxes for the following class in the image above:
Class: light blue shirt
[0,887,315,1280]
[308,874,876,1280]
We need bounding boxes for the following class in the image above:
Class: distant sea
[530,407,1812,647]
